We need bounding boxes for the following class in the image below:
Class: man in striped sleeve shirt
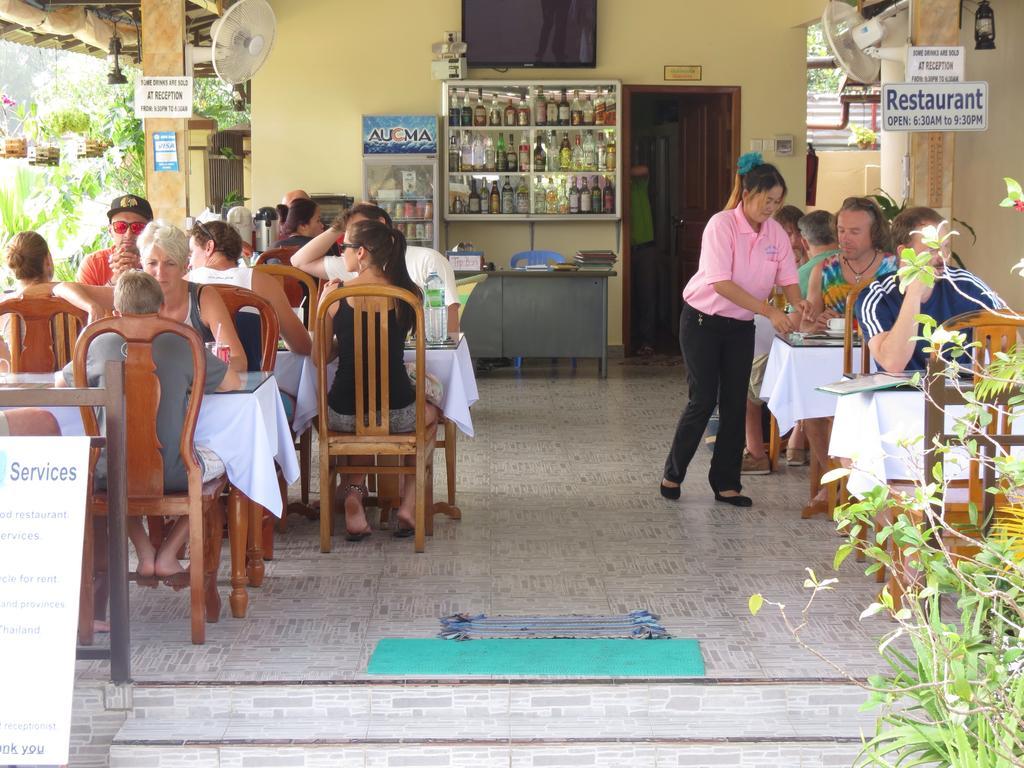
[856,206,1005,373]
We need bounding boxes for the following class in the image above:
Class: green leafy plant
[849,124,878,149]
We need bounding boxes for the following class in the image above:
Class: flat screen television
[462,0,597,69]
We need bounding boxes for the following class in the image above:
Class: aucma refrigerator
[361,115,440,251]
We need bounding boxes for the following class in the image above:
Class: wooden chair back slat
[252,246,298,266]
[253,263,319,332]
[842,281,873,377]
[207,284,280,371]
[0,293,88,372]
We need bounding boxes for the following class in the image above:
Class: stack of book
[574,249,617,270]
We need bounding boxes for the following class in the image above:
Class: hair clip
[737,152,763,176]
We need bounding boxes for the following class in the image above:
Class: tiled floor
[75,359,890,683]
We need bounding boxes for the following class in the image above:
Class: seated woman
[325,219,440,540]
[272,198,336,254]
[187,220,312,359]
[1,231,108,361]
[136,221,247,371]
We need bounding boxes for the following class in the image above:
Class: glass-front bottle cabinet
[442,80,621,221]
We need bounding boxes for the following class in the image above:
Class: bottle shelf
[447,124,617,133]
[446,213,620,222]
[448,171,615,177]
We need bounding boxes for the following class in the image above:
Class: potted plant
[849,124,878,150]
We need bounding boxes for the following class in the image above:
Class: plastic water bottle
[424,271,446,344]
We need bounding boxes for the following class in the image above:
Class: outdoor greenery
[752,181,1024,767]
[808,22,844,94]
[1,41,249,287]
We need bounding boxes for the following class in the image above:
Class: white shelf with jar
[442,80,620,221]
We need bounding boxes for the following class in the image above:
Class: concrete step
[106,680,873,767]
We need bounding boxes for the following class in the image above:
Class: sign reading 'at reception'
[0,436,91,766]
[881,81,988,132]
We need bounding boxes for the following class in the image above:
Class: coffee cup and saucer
[825,318,846,337]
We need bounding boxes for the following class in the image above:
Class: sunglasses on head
[192,220,218,251]
[111,220,147,235]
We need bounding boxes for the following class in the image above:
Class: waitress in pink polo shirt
[661,155,808,507]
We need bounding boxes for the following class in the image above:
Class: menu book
[816,372,918,396]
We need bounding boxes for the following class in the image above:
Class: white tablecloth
[277,338,480,438]
[760,336,848,433]
[5,377,299,517]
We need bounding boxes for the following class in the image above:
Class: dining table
[0,371,299,618]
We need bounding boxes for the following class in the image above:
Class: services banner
[0,436,91,765]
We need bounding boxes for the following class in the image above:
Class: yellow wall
[252,1,823,345]
[953,1,1024,309]
[812,150,881,213]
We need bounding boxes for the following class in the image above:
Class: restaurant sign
[881,81,988,132]
[0,436,91,765]
[362,115,438,155]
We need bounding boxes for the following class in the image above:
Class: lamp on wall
[960,0,996,50]
[107,27,128,84]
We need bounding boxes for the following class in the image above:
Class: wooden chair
[316,284,436,553]
[0,293,88,372]
[207,285,279,371]
[74,316,229,645]
[254,263,320,517]
[252,246,299,266]
[842,281,873,377]
[886,309,1024,607]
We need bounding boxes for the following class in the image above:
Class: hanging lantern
[974,0,995,50]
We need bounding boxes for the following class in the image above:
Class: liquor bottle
[516,175,530,214]
[460,132,472,170]
[594,93,606,125]
[506,133,518,172]
[571,134,584,171]
[570,90,583,126]
[504,98,517,127]
[591,175,603,214]
[603,178,615,212]
[579,176,591,213]
[448,90,460,126]
[518,133,530,174]
[533,135,546,172]
[473,89,487,126]
[596,131,607,171]
[488,93,502,126]
[534,178,547,215]
[582,132,596,170]
[496,132,508,172]
[557,178,569,214]
[516,96,530,127]
[546,130,558,172]
[605,132,616,171]
[448,134,461,172]
[583,93,595,125]
[488,180,500,214]
[558,89,570,126]
[568,176,580,214]
[545,177,558,214]
[452,193,465,214]
[546,92,559,126]
[558,132,571,171]
[605,91,616,124]
[468,179,481,213]
[471,132,485,169]
[534,89,547,126]
[460,91,473,127]
[483,135,496,172]
[501,177,515,214]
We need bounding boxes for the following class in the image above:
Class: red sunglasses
[111,220,147,235]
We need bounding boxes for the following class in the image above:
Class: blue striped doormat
[367,638,704,676]
[439,610,669,640]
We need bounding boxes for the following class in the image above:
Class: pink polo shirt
[682,205,798,321]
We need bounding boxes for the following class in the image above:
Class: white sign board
[0,437,91,765]
[905,46,965,83]
[881,81,988,132]
[134,76,193,118]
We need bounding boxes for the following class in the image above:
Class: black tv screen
[462,0,597,68]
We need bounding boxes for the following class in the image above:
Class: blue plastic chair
[510,250,566,269]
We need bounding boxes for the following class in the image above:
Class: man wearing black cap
[77,194,154,286]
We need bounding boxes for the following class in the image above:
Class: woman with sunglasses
[76,195,154,287]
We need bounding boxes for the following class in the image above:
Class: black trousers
[664,302,755,493]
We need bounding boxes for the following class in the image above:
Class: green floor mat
[367,638,704,676]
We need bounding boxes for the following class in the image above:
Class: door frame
[621,84,741,355]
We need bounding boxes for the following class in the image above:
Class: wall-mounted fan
[187,0,276,84]
[821,0,908,84]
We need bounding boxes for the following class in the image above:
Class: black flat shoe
[660,481,681,500]
[714,492,752,507]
